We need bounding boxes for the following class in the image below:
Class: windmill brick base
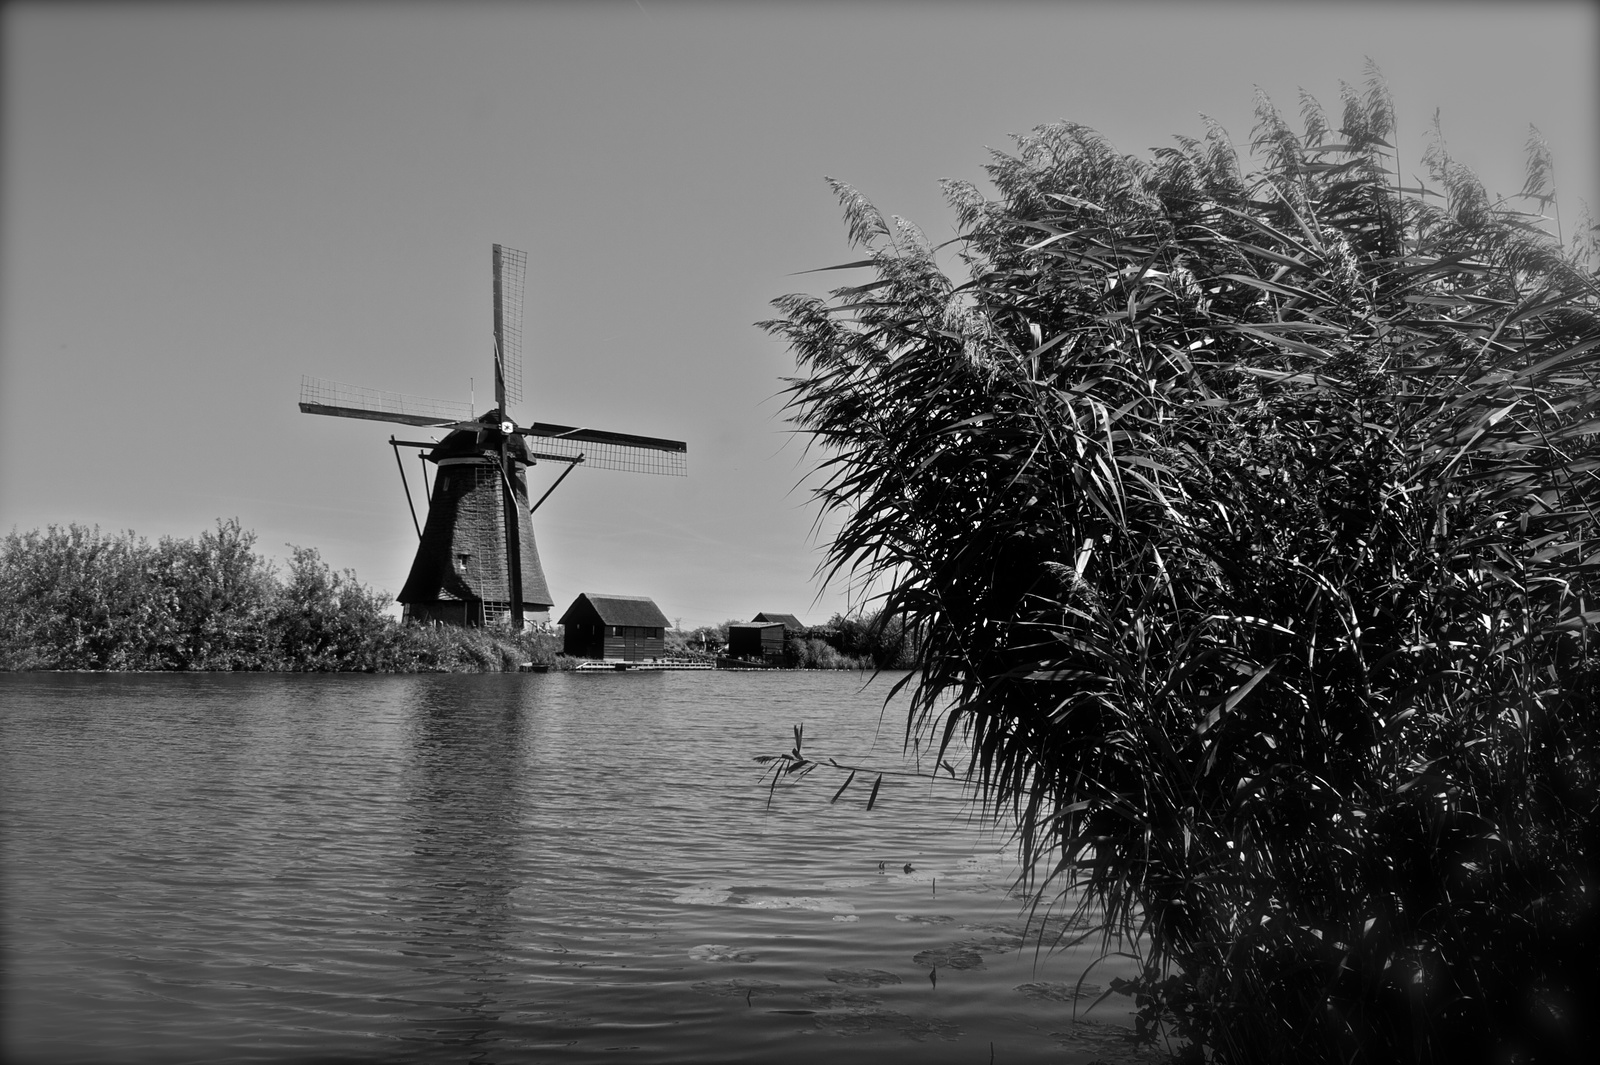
[397,418,554,626]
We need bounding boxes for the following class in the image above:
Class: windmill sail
[299,376,474,428]
[491,245,530,626]
[298,242,685,632]
[493,245,525,410]
[516,422,687,475]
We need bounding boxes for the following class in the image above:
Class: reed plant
[814,609,919,668]
[764,69,1600,1063]
[788,636,874,671]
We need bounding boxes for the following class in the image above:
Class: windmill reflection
[397,678,531,1060]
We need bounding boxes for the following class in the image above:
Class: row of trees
[0,520,561,672]
[799,611,919,669]
[667,612,918,669]
[0,520,921,673]
[767,70,1598,1062]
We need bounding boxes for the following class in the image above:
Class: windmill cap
[428,410,534,463]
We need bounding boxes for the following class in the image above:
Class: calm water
[1,671,1146,1064]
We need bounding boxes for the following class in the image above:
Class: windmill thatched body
[298,244,686,629]
[397,413,554,625]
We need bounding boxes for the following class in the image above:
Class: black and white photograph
[2,2,1597,1062]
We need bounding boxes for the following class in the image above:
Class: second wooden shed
[726,621,786,664]
[560,594,671,661]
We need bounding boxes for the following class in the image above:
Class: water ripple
[2,671,1141,1063]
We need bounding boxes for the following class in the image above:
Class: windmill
[299,244,686,629]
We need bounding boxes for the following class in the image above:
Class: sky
[3,1,1596,629]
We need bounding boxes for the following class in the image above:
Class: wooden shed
[559,594,671,661]
[752,612,805,633]
[726,621,786,664]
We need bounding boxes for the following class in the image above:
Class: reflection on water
[1,672,1149,1064]
[400,685,529,1061]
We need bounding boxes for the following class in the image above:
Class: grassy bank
[0,521,572,672]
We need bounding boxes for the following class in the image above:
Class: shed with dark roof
[752,612,804,633]
[559,593,671,661]
[727,621,785,664]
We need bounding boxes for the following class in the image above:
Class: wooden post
[500,443,525,631]
[493,244,525,631]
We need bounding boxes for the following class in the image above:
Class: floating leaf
[823,968,902,988]
[1016,981,1104,1003]
[689,944,759,964]
[692,979,780,998]
[803,988,882,1008]
[912,946,984,970]
[812,1009,961,1042]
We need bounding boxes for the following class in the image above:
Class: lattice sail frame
[520,431,687,476]
[299,376,472,424]
[303,244,686,477]
[494,245,526,410]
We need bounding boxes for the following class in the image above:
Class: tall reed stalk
[765,72,1600,1063]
